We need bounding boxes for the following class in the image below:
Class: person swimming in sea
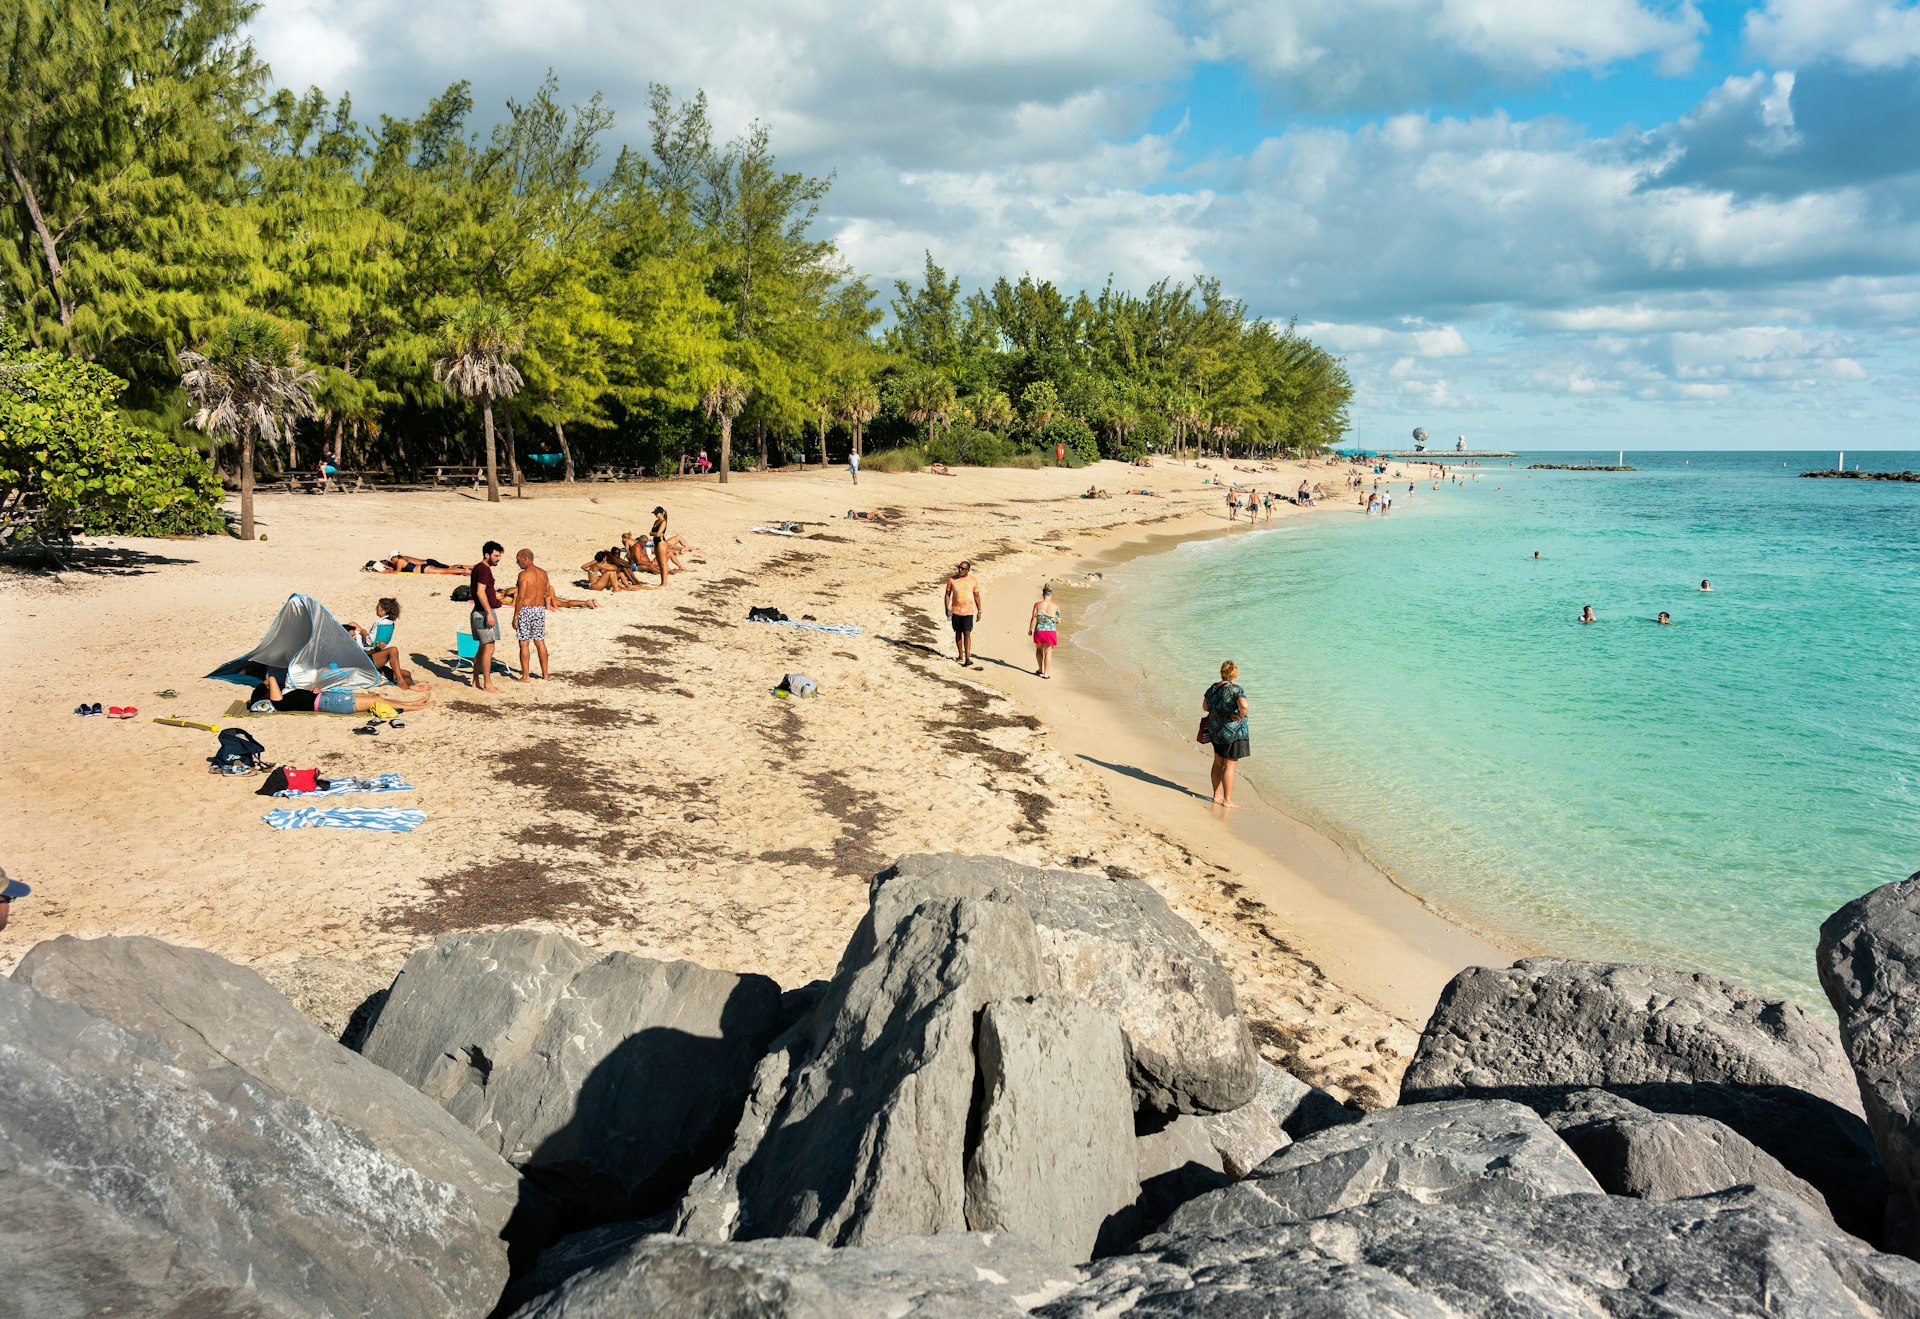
[1700,579,1713,591]
[1579,605,1596,624]
[1657,612,1672,625]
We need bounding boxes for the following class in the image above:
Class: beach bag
[283,767,319,793]
[747,606,790,623]
[451,584,474,603]
[1196,718,1211,744]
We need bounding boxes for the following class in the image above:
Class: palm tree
[433,300,523,504]
[971,390,1015,431]
[835,385,879,460]
[179,313,319,542]
[701,371,750,484]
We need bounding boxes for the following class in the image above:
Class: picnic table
[429,465,487,487]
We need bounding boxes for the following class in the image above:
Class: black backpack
[451,584,474,603]
[211,727,268,771]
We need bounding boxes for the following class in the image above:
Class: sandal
[387,719,406,730]
[156,689,177,699]
[354,722,380,736]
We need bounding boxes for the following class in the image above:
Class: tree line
[1,0,1352,539]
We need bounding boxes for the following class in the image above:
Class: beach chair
[452,630,511,676]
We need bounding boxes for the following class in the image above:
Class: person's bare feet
[515,675,532,683]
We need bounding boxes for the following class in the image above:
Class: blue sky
[250,0,1920,448]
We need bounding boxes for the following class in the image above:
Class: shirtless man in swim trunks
[511,548,556,682]
[944,560,983,668]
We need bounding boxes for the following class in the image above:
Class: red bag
[284,767,319,793]
[1195,718,1211,744]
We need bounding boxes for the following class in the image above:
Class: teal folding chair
[453,631,480,673]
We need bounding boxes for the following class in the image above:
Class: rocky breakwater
[13,859,1920,1317]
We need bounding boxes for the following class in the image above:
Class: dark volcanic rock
[1820,874,1920,1245]
[1,969,527,1319]
[674,895,1050,1245]
[965,991,1139,1262]
[857,854,1258,1115]
[1400,957,1884,1237]
[509,1231,1081,1318]
[1540,1089,1831,1218]
[1043,1188,1920,1317]
[1159,1099,1599,1237]
[356,928,783,1221]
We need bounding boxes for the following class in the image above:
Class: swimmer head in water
[1657,612,1672,625]
[1579,605,1595,624]
[1700,579,1712,591]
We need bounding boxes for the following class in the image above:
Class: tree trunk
[555,421,575,482]
[239,428,256,541]
[503,406,524,496]
[756,419,767,471]
[854,418,864,458]
[2,137,74,330]
[718,414,732,484]
[482,400,501,502]
[818,415,828,467]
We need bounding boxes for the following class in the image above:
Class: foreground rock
[965,992,1139,1260]
[1160,1099,1599,1237]
[511,1231,1080,1317]
[4,944,535,1319]
[1401,957,1884,1237]
[675,895,1051,1244]
[1047,1188,1920,1317]
[1820,874,1920,1242]
[358,929,783,1220]
[1540,1089,1831,1218]
[857,854,1258,1114]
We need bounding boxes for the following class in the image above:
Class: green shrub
[861,446,926,473]
[1,335,225,538]
[1042,416,1099,466]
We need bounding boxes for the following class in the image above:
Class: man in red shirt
[469,541,505,692]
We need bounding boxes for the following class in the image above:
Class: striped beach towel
[276,773,414,799]
[749,618,865,637]
[263,807,425,832]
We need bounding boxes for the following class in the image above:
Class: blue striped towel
[263,807,425,832]
[749,618,865,637]
[277,773,413,798]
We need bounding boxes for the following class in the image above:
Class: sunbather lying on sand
[250,675,432,714]
[502,586,597,609]
[929,462,953,475]
[365,554,468,575]
[1082,486,1112,499]
[1125,488,1162,496]
[846,510,894,522]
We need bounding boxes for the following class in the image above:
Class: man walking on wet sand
[945,560,982,668]
[511,548,557,681]
[469,541,505,692]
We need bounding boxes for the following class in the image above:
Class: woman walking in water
[1028,585,1061,678]
[1202,660,1251,810]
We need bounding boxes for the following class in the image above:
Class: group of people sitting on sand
[580,508,703,592]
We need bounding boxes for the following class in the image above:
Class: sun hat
[1,870,29,901]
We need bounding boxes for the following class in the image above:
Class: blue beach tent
[208,593,381,691]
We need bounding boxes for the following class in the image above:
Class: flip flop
[387,719,406,730]
[156,689,177,699]
[354,722,380,736]
[113,706,138,719]
[107,707,125,719]
[90,702,103,716]
[73,705,93,717]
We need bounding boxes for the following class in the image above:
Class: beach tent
[208,593,381,691]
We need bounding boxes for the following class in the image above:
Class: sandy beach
[0,457,1508,1108]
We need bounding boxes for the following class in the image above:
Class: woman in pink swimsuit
[1028,584,1061,678]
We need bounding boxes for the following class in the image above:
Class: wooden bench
[429,466,487,487]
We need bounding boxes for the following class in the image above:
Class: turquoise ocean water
[1077,451,1920,1003]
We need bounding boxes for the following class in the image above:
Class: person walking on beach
[1203,660,1250,810]
[849,447,859,485]
[1028,585,1061,678]
[510,549,557,681]
[945,560,982,668]
[469,541,505,692]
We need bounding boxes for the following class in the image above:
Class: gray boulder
[965,992,1139,1262]
[1201,1099,1289,1180]
[1160,1099,1599,1237]
[1044,1188,1920,1318]
[1820,874,1920,1239]
[1400,957,1884,1237]
[510,1231,1081,1318]
[1540,1089,1831,1218]
[675,895,1049,1245]
[858,854,1258,1114]
[357,928,783,1220]
[1,972,526,1319]
[1133,1113,1229,1229]
[1254,1057,1356,1139]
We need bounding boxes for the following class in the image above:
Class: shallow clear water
[1080,451,1920,1002]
